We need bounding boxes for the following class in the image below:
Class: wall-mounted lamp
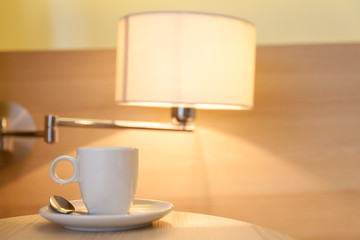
[0,11,256,161]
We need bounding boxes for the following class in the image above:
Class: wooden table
[0,211,295,240]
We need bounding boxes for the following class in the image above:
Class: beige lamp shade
[115,11,256,110]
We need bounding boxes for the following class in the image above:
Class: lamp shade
[115,11,256,110]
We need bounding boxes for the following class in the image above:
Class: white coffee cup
[50,147,138,215]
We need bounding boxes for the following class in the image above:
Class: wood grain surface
[0,211,295,240]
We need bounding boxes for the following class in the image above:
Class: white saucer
[39,198,173,231]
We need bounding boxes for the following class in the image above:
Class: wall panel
[1,44,360,240]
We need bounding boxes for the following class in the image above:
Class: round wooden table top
[0,211,295,240]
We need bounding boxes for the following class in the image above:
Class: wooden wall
[1,44,360,240]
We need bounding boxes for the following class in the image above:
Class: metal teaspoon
[49,195,76,214]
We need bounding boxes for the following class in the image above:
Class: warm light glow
[115,11,256,110]
[77,120,94,125]
[119,101,251,110]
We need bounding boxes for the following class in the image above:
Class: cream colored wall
[1,0,360,50]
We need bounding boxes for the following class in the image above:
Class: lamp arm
[0,103,195,163]
[1,107,195,145]
[43,114,194,143]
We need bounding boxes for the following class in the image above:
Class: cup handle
[50,155,78,184]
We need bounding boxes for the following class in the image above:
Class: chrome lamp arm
[43,109,195,143]
[1,107,195,145]
[0,103,195,163]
